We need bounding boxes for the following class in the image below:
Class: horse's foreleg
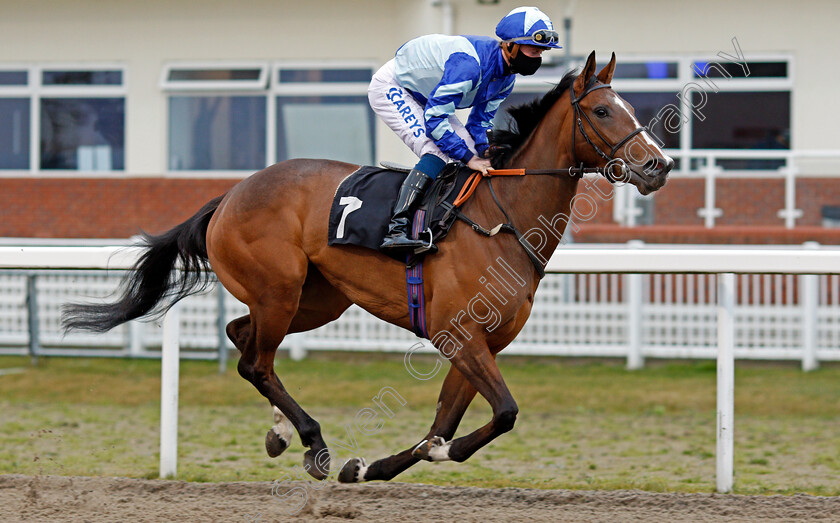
[338,365,477,483]
[412,346,518,464]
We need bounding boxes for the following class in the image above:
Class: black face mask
[507,44,542,76]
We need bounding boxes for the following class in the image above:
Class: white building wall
[0,0,836,172]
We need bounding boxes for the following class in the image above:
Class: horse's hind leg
[226,314,250,352]
[339,365,477,482]
[226,257,331,481]
[239,301,331,479]
[226,314,299,459]
[225,268,351,464]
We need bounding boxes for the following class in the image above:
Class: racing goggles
[506,29,560,46]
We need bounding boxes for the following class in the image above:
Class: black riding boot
[379,169,432,252]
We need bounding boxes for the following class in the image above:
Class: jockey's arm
[422,54,482,164]
[465,78,515,159]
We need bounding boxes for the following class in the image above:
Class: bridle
[483,78,648,182]
[569,78,647,182]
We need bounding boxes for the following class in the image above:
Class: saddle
[328,161,546,339]
[328,162,474,264]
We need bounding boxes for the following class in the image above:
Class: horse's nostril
[643,159,660,173]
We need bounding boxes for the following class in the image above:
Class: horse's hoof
[265,429,290,458]
[412,436,452,462]
[303,448,330,480]
[337,457,368,483]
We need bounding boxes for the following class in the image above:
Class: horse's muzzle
[644,156,674,178]
[631,156,673,195]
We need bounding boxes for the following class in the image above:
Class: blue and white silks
[393,35,515,164]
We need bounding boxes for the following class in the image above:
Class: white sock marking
[271,406,294,444]
[428,439,452,462]
[355,459,369,482]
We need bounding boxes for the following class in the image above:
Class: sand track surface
[1,474,839,522]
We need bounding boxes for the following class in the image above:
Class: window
[42,70,122,86]
[620,92,681,149]
[163,64,269,171]
[693,61,787,79]
[691,92,790,150]
[162,63,375,171]
[276,95,373,165]
[0,65,126,172]
[275,65,375,165]
[169,96,266,171]
[162,64,268,91]
[689,59,791,170]
[512,54,792,165]
[0,71,28,86]
[168,69,262,82]
[41,98,125,170]
[278,68,373,83]
[614,61,678,80]
[0,98,29,169]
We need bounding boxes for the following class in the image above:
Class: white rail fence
[2,244,840,491]
[2,244,840,370]
[613,149,840,228]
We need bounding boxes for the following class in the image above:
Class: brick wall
[651,177,840,227]
[0,178,238,238]
[1,175,839,242]
[576,176,840,232]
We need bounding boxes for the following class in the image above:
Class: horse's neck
[494,103,579,263]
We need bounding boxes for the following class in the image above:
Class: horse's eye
[594,107,609,118]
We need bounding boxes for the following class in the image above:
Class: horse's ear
[573,51,597,96]
[596,52,617,84]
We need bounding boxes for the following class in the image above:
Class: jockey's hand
[467,156,494,175]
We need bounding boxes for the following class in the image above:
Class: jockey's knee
[414,153,446,179]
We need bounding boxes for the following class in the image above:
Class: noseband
[569,79,647,181]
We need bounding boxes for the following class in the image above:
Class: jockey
[369,6,562,252]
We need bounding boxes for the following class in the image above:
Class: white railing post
[613,184,643,227]
[776,156,803,229]
[287,332,307,361]
[697,155,723,228]
[160,301,181,479]
[626,241,644,370]
[801,242,820,371]
[26,273,39,365]
[128,320,143,357]
[716,273,735,493]
[216,282,228,374]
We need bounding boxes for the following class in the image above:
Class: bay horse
[63,52,672,483]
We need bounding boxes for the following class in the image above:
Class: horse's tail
[62,194,225,333]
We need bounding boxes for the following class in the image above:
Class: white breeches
[367,59,476,163]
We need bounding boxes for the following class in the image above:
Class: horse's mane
[488,69,579,168]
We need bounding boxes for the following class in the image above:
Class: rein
[452,166,614,207]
